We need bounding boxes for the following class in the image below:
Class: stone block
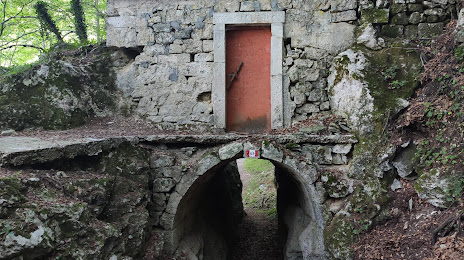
[240,1,256,11]
[271,75,284,128]
[391,4,407,14]
[150,154,175,168]
[169,44,184,54]
[333,144,352,154]
[404,25,418,38]
[195,153,221,175]
[408,3,424,12]
[296,103,320,114]
[392,13,410,25]
[194,53,214,62]
[156,166,182,182]
[165,192,182,214]
[261,141,283,162]
[202,40,213,52]
[304,47,326,59]
[409,12,425,24]
[331,10,357,23]
[213,24,225,62]
[300,68,319,82]
[307,89,328,102]
[361,9,390,24]
[178,62,212,77]
[294,59,314,68]
[271,35,283,76]
[219,142,243,160]
[155,32,175,44]
[418,23,444,38]
[330,0,357,11]
[183,39,203,53]
[381,24,404,38]
[153,178,176,192]
[259,0,272,11]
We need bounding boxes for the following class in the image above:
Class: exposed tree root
[432,209,464,245]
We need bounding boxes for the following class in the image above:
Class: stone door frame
[212,11,285,130]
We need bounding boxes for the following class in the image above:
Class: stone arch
[163,141,326,259]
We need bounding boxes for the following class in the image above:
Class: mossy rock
[324,215,354,260]
[361,9,390,24]
[0,48,119,131]
[98,143,151,184]
[0,177,28,218]
[356,44,422,133]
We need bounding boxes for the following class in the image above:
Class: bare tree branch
[0,43,44,51]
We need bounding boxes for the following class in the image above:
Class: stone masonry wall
[107,0,457,128]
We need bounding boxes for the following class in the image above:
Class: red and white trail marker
[246,150,259,158]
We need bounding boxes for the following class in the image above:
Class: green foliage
[445,177,464,203]
[382,65,398,80]
[70,0,87,44]
[0,0,107,68]
[35,1,62,42]
[382,65,407,89]
[0,222,13,237]
[454,43,464,62]
[243,158,275,174]
[242,159,276,212]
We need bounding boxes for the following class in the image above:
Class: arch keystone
[218,142,243,160]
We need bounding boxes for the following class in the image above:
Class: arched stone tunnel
[0,135,356,260]
[157,141,331,260]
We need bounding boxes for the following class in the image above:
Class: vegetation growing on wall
[394,22,464,203]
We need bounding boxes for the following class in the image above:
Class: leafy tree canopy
[0,0,106,68]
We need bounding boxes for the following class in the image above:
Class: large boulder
[0,47,126,131]
[328,44,422,135]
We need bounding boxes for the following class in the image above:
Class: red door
[226,26,271,133]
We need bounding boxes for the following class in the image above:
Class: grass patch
[242,159,277,214]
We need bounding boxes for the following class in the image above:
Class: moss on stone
[353,44,421,133]
[98,143,150,185]
[324,215,354,259]
[361,9,390,24]
[0,48,119,131]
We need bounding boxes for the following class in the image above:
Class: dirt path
[228,208,283,260]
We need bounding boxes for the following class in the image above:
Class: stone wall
[107,0,457,129]
[0,133,357,259]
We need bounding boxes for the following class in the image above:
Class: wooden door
[226,26,271,133]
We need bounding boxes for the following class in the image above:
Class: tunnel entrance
[229,158,281,260]
[172,156,316,260]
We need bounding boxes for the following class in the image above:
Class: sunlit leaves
[0,0,106,67]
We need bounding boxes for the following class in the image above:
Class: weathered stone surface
[361,9,390,24]
[321,171,354,198]
[195,153,221,175]
[391,179,403,191]
[414,169,462,208]
[0,137,126,167]
[261,141,283,162]
[357,24,386,50]
[392,144,418,179]
[328,49,375,134]
[154,178,177,192]
[0,51,121,131]
[456,9,464,43]
[151,154,176,168]
[218,142,243,160]
[418,22,445,38]
[333,144,352,155]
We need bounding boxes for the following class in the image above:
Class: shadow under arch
[169,151,326,260]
